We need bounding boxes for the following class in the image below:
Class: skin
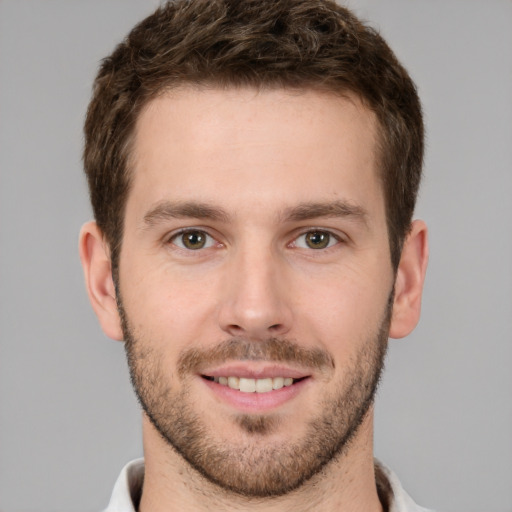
[80,87,428,512]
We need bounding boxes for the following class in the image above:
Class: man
[79,0,430,510]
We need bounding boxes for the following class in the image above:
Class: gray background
[0,0,511,510]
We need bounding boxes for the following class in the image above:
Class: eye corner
[292,229,342,251]
[167,228,218,251]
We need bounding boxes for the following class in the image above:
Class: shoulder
[375,460,435,512]
[103,458,145,512]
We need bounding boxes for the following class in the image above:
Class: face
[118,87,395,496]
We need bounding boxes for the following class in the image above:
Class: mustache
[177,337,335,378]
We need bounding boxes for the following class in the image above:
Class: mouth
[198,364,312,412]
[201,375,308,393]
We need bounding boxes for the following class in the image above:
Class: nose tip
[217,255,293,340]
[223,317,290,339]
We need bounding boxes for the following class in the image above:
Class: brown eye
[294,230,337,250]
[172,230,214,250]
[305,231,331,249]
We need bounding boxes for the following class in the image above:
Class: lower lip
[201,377,310,413]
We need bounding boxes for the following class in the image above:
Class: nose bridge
[218,235,292,338]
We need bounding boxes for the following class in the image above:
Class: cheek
[297,269,390,353]
[119,260,219,348]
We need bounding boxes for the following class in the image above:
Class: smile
[204,376,298,393]
[200,369,311,411]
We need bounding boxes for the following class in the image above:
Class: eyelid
[163,226,345,251]
[290,228,344,250]
[166,227,220,250]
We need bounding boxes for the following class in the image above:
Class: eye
[170,229,216,250]
[294,230,338,250]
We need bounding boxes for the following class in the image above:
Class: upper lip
[200,363,311,380]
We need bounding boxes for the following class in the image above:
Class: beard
[120,295,391,498]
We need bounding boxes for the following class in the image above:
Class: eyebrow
[142,199,368,229]
[281,200,368,225]
[142,200,231,227]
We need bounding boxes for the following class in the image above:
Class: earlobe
[389,220,429,339]
[79,221,124,341]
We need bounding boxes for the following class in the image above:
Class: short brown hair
[84,0,423,273]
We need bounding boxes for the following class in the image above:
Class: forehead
[127,86,382,219]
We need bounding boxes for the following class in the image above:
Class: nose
[217,244,293,340]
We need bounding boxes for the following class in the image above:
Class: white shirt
[104,458,433,512]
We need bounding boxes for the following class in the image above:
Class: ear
[79,221,124,341]
[389,219,429,339]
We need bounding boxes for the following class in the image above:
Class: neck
[139,411,383,512]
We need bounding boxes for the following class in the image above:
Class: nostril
[221,323,248,338]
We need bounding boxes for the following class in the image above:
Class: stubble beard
[120,297,391,498]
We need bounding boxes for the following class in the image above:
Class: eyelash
[167,229,219,251]
[166,228,343,252]
[290,230,341,250]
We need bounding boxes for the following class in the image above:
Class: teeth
[212,376,297,393]
[227,376,239,389]
[272,377,284,390]
[239,378,256,392]
[255,378,273,393]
